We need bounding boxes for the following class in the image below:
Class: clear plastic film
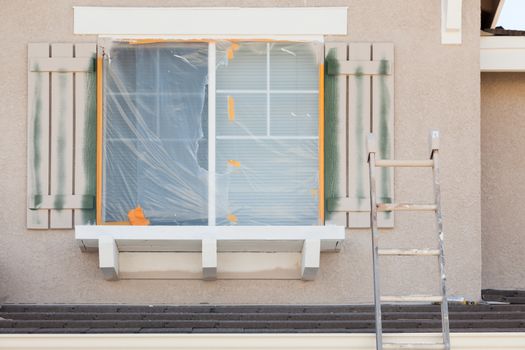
[100,38,322,226]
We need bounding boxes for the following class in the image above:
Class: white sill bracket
[76,225,345,281]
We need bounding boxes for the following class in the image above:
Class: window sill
[75,225,344,281]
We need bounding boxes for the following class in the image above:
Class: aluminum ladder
[367,130,450,350]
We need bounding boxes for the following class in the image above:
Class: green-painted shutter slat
[324,42,395,228]
[27,43,97,229]
[27,43,51,229]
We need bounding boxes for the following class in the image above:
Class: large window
[100,39,322,226]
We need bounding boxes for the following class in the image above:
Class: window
[100,39,322,226]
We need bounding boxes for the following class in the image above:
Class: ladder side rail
[431,141,451,350]
[368,134,383,350]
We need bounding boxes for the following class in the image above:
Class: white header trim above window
[99,34,325,42]
[73,7,348,36]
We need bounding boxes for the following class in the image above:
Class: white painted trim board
[74,7,348,35]
[481,36,525,72]
[2,333,525,350]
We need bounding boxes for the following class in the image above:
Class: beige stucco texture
[481,73,525,290]
[0,0,481,304]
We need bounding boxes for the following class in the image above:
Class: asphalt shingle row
[2,303,525,334]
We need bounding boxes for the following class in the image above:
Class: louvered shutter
[324,42,394,228]
[27,43,97,229]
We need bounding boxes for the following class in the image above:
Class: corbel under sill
[75,225,345,281]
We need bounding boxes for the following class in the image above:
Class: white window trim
[74,7,348,36]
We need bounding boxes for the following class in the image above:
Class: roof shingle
[2,303,525,334]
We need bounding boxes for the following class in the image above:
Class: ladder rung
[381,295,443,303]
[377,203,437,212]
[383,343,445,350]
[378,249,440,256]
[375,159,434,168]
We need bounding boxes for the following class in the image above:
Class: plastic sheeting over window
[100,39,321,226]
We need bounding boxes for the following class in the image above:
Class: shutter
[27,43,97,229]
[324,42,394,228]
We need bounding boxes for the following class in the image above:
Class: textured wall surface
[0,0,481,304]
[481,73,525,290]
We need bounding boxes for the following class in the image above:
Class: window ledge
[75,225,344,281]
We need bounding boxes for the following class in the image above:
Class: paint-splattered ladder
[367,130,450,350]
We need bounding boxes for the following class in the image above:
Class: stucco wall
[481,73,525,290]
[0,0,481,304]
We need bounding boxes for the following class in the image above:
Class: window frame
[95,39,325,226]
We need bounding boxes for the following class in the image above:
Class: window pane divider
[208,42,216,226]
[266,43,271,137]
[156,48,160,138]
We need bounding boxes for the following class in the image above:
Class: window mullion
[208,42,216,226]
[266,42,270,136]
[156,47,160,136]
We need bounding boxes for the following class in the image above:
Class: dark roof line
[2,303,525,334]
[483,27,525,36]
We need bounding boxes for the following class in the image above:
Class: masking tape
[127,39,212,45]
[228,159,241,167]
[226,43,240,60]
[128,206,150,226]
[227,96,235,122]
[318,63,325,223]
[227,213,238,224]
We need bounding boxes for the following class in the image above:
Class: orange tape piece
[227,96,235,122]
[128,206,150,226]
[127,39,212,45]
[96,55,103,225]
[227,48,234,60]
[228,159,241,167]
[128,39,172,45]
[318,63,325,224]
[226,43,241,60]
[227,213,238,224]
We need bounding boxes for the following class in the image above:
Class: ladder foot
[381,295,444,303]
[377,203,437,212]
[378,248,440,256]
[383,343,446,350]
